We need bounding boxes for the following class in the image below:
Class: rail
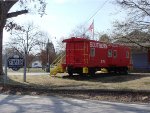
[50,52,65,67]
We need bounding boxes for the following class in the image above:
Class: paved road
[0,94,149,113]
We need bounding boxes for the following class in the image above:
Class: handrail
[57,54,66,65]
[50,52,65,66]
[50,53,66,75]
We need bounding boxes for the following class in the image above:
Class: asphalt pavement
[0,94,149,113]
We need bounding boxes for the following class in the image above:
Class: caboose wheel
[123,68,128,75]
[89,68,96,76]
[68,70,73,76]
[68,72,73,76]
[67,67,73,76]
[118,67,128,75]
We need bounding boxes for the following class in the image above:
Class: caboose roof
[62,37,89,43]
[62,37,129,48]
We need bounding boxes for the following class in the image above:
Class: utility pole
[4,53,7,85]
[24,47,27,82]
[23,31,29,82]
[46,39,50,72]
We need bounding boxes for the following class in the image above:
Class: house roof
[114,30,150,52]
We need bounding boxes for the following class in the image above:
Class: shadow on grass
[1,76,86,90]
[1,72,150,91]
[61,73,150,83]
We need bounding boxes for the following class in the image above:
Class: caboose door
[107,48,113,66]
[112,49,118,65]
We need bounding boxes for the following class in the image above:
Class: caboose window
[90,48,95,57]
[108,50,112,57]
[126,51,129,58]
[113,50,117,58]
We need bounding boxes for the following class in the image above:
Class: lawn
[7,67,46,73]
[5,73,150,90]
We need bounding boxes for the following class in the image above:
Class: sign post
[24,52,27,82]
[4,53,8,85]
[7,55,24,81]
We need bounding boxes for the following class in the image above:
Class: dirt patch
[0,84,150,104]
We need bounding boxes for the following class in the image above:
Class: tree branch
[7,10,28,18]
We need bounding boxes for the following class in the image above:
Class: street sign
[7,55,24,71]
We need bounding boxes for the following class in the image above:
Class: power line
[84,0,109,25]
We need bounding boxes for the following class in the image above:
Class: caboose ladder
[50,53,66,76]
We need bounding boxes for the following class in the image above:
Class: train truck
[62,37,131,76]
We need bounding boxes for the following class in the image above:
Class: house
[31,60,42,68]
[131,48,150,71]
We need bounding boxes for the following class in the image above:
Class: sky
[3,0,126,46]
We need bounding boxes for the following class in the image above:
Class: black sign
[7,55,24,71]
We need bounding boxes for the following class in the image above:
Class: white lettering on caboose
[90,42,107,48]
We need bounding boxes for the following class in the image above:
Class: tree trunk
[0,16,6,75]
[0,2,6,76]
[0,5,6,76]
[0,1,19,76]
[0,28,3,75]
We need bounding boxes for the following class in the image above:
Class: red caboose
[62,37,131,75]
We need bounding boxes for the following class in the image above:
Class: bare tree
[38,32,51,51]
[115,0,150,32]
[0,0,46,75]
[6,22,48,70]
[70,24,91,38]
[40,50,47,68]
[7,22,47,54]
[37,32,56,70]
[113,0,150,48]
[26,53,35,71]
[40,41,56,68]
[98,33,111,42]
[56,36,66,54]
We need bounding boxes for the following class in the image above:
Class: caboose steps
[50,53,66,76]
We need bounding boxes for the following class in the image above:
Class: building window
[126,51,129,58]
[90,48,95,57]
[108,50,112,57]
[113,50,117,58]
[34,63,38,66]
